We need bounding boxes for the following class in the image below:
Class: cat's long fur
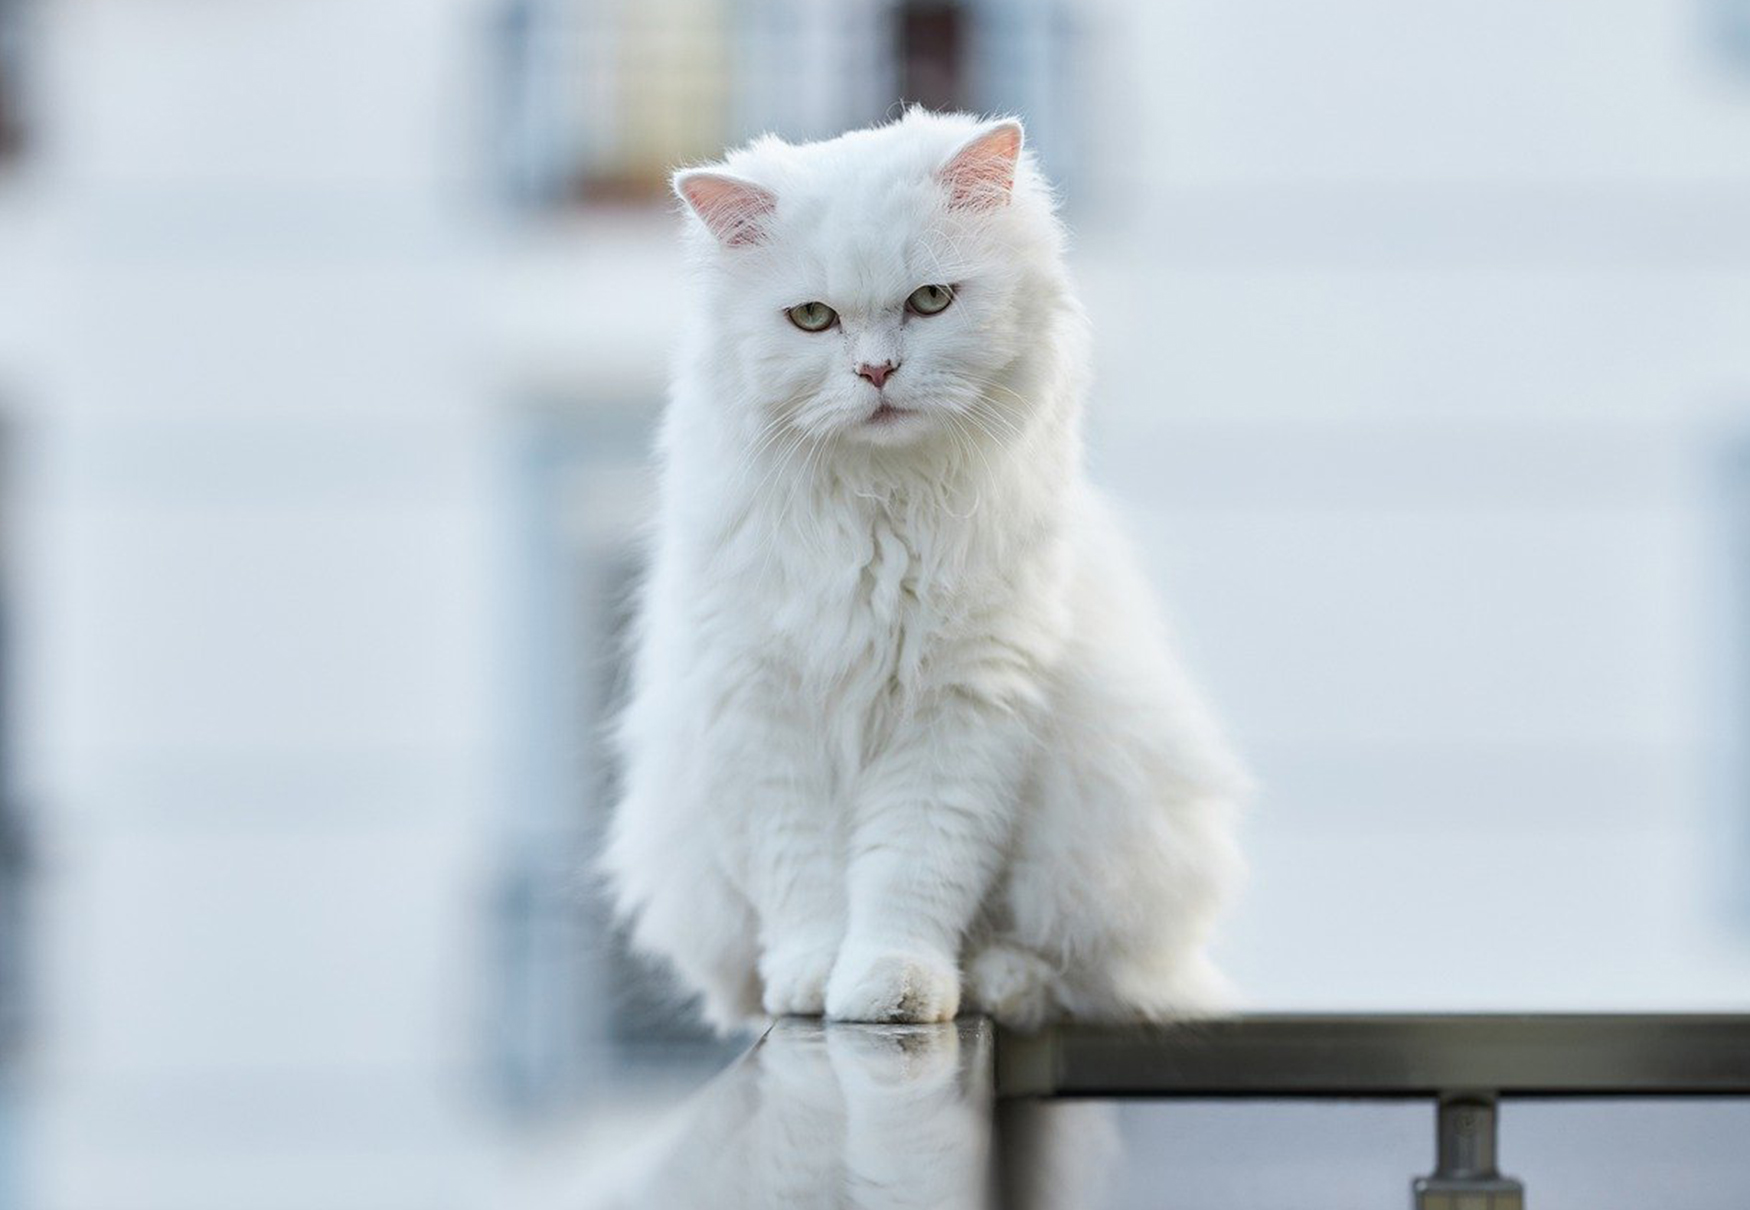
[604,110,1248,1031]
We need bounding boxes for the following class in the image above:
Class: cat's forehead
[788,199,954,298]
[771,171,971,302]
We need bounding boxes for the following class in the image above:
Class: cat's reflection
[582,1020,1112,1210]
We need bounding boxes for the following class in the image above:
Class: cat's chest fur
[704,470,1019,703]
[772,491,963,679]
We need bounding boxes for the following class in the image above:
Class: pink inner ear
[939,122,1023,211]
[676,172,777,247]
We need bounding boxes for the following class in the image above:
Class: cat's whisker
[748,431,813,588]
[940,406,999,496]
[968,400,1027,446]
[718,397,818,509]
[961,379,1034,442]
[728,415,799,493]
[965,372,1033,411]
[739,430,805,520]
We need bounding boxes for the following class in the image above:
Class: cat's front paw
[825,945,960,1023]
[760,941,839,1017]
[967,943,1056,1032]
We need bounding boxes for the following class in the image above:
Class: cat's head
[673,110,1066,451]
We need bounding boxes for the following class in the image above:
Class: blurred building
[0,1,1745,1207]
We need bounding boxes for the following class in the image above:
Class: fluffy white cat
[604,110,1248,1031]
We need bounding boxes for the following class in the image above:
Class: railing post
[1412,1092,1525,1209]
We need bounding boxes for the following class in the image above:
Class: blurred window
[1729,433,1750,922]
[0,0,27,164]
[0,805,20,1064]
[492,406,737,1113]
[492,0,1081,208]
[0,428,23,1127]
[1717,0,1750,71]
[897,1,970,112]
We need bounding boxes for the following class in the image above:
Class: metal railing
[997,1013,1750,1208]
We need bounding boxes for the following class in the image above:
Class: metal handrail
[995,1012,1750,1099]
[996,1012,1750,1209]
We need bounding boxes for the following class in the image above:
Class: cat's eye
[786,301,838,332]
[906,284,955,316]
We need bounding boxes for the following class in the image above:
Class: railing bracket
[1413,1092,1525,1210]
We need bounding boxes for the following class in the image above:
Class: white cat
[604,110,1248,1032]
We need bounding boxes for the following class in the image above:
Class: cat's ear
[938,120,1024,211]
[673,169,778,247]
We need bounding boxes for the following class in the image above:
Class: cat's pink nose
[856,360,898,389]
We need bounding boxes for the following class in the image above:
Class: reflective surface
[580,1019,998,1210]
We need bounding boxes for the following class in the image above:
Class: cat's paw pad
[967,944,1056,1032]
[760,943,838,1017]
[825,947,960,1023]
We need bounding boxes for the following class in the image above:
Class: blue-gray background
[0,0,1748,1206]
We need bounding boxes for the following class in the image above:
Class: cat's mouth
[867,403,915,425]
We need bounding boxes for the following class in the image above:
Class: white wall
[5,3,508,1207]
[1092,0,1750,1006]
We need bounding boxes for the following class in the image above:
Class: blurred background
[0,0,1748,1206]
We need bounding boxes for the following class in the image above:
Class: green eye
[786,301,837,332]
[906,284,954,316]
